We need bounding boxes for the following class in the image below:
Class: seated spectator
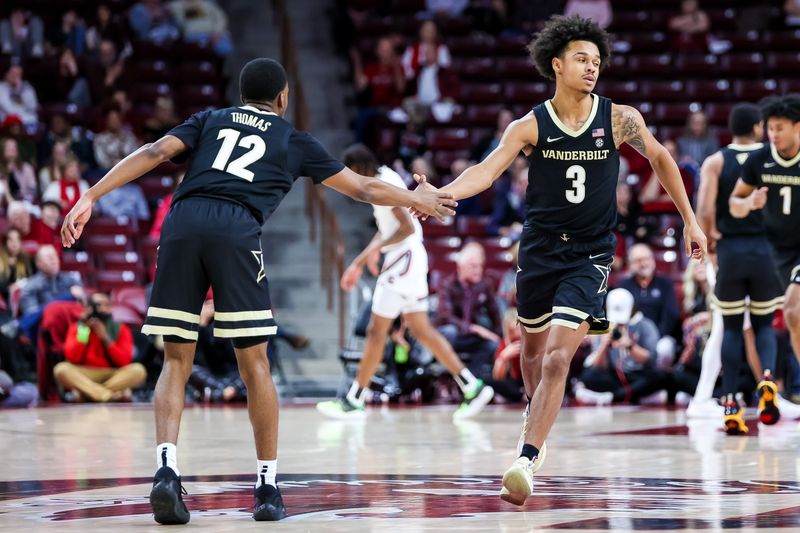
[564,0,613,28]
[37,201,63,250]
[0,10,44,59]
[47,48,92,109]
[491,308,525,402]
[497,242,519,316]
[43,156,89,215]
[402,20,451,80]
[436,242,502,381]
[0,228,34,303]
[638,139,696,209]
[54,292,145,402]
[96,182,150,221]
[671,306,713,400]
[403,44,460,125]
[1,114,36,163]
[681,259,710,316]
[128,0,180,43]
[0,364,38,407]
[168,0,233,56]
[93,108,139,171]
[87,3,130,55]
[0,137,37,204]
[37,114,96,169]
[472,109,514,163]
[0,64,39,127]
[38,140,70,192]
[575,288,665,405]
[620,244,680,368]
[677,110,717,169]
[450,157,482,215]
[47,10,86,57]
[668,0,710,52]
[488,166,527,237]
[353,37,406,145]
[143,96,180,144]
[7,201,55,246]
[615,180,640,239]
[88,39,128,104]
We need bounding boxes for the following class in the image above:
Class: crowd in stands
[330,0,800,407]
[0,0,233,406]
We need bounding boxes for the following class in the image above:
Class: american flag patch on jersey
[592,128,605,137]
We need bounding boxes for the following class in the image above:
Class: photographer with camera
[53,291,146,402]
[574,288,668,405]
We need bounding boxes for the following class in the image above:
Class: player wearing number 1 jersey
[59,58,456,525]
[415,15,706,505]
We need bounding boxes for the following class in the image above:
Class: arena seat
[97,251,141,270]
[427,128,470,151]
[421,217,457,237]
[112,287,148,317]
[496,57,535,80]
[763,30,800,51]
[718,53,764,77]
[596,81,639,102]
[673,54,719,77]
[61,251,95,279]
[457,215,490,237]
[178,61,218,83]
[96,270,145,293]
[86,217,139,237]
[451,57,495,81]
[460,83,502,104]
[627,54,673,77]
[732,79,779,102]
[640,80,687,102]
[504,82,550,104]
[87,234,135,254]
[766,52,800,76]
[177,84,220,107]
[131,60,170,83]
[111,304,144,328]
[684,79,731,103]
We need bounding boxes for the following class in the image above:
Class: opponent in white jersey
[317,145,494,420]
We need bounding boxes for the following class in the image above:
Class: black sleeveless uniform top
[716,143,764,238]
[525,94,620,239]
[742,144,800,249]
[167,105,344,224]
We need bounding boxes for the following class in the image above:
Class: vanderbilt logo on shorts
[251,250,266,283]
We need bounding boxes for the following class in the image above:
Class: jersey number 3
[212,128,266,182]
[565,164,586,204]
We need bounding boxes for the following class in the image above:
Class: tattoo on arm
[612,106,646,155]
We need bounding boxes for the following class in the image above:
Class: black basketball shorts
[772,244,800,292]
[715,235,783,317]
[141,196,276,341]
[516,230,615,334]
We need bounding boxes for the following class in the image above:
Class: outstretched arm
[612,104,707,259]
[323,167,456,221]
[62,135,188,247]
[696,151,723,246]
[438,114,537,201]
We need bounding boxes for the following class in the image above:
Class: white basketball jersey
[372,166,424,253]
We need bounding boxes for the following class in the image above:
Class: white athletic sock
[256,459,277,488]
[346,381,367,408]
[455,368,479,394]
[156,443,180,476]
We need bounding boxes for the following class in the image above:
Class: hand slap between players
[409,173,456,221]
[61,195,94,248]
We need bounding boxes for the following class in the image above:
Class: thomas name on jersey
[540,148,612,161]
[231,111,272,132]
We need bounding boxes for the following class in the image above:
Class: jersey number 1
[565,164,586,204]
[780,186,792,215]
[212,128,266,182]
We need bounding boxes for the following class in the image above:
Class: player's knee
[366,319,391,339]
[541,348,571,380]
[785,302,800,329]
[238,357,270,385]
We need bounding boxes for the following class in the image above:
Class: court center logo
[2,474,799,529]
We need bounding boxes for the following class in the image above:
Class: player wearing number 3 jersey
[414,16,706,505]
[58,58,457,525]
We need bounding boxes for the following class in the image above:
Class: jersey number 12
[565,164,586,204]
[212,128,266,182]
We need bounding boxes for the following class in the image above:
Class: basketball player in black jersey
[60,58,456,524]
[731,94,800,419]
[415,15,706,505]
[696,104,783,434]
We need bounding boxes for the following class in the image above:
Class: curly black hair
[760,94,800,123]
[527,15,611,81]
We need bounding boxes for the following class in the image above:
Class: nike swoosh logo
[589,253,606,259]
[764,162,776,168]
[547,136,564,143]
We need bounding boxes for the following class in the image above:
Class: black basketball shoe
[150,466,190,525]
[253,483,287,521]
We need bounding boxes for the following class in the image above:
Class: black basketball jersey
[167,105,344,224]
[526,94,619,238]
[742,144,800,248]
[716,143,764,238]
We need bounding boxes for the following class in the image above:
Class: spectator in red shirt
[42,156,89,215]
[353,37,406,145]
[6,201,62,253]
[53,292,145,402]
[401,20,451,80]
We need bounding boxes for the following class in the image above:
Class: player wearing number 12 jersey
[415,15,706,505]
[59,58,456,525]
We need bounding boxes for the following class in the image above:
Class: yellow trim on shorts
[518,312,552,325]
[141,325,198,340]
[214,310,274,322]
[553,306,589,320]
[147,307,201,324]
[214,326,278,338]
[750,296,785,309]
[551,318,581,330]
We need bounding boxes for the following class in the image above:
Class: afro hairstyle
[527,15,611,81]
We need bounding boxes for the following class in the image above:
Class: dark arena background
[1,0,800,531]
